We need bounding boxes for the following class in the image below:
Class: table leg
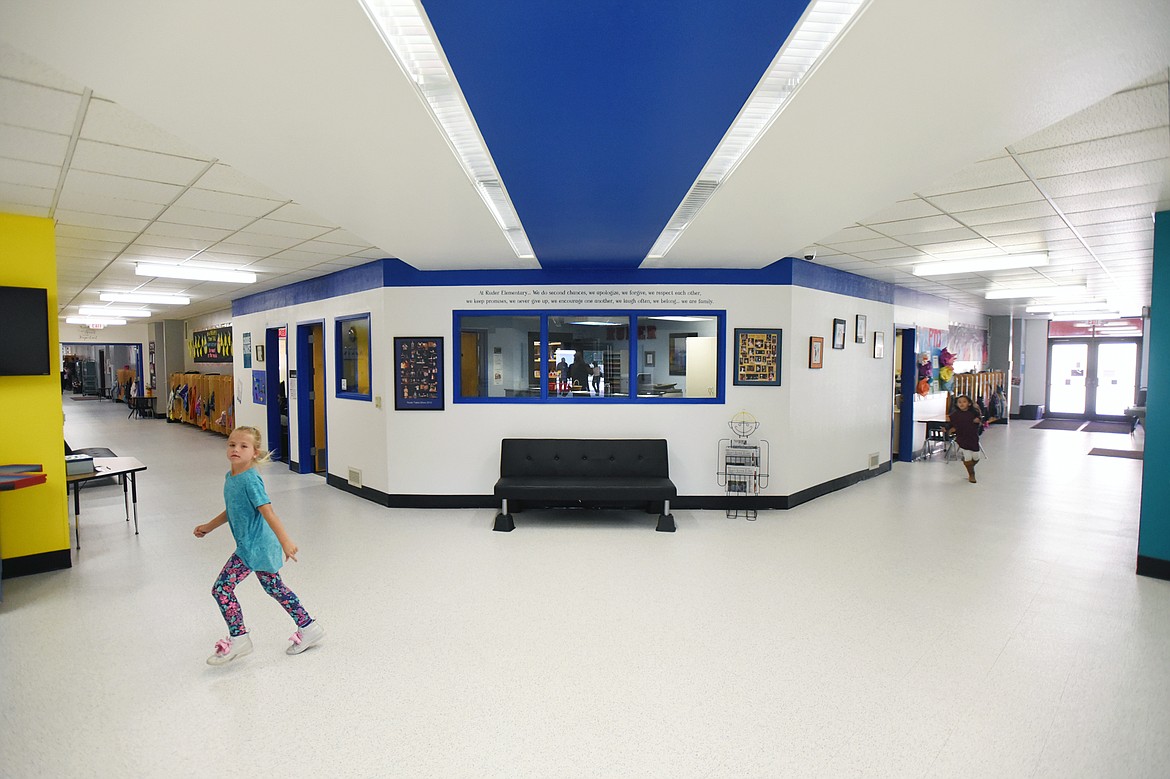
[122,475,130,521]
[130,473,139,535]
[73,482,81,549]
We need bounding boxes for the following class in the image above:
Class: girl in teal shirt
[194,426,324,665]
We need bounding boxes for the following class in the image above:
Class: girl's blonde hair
[231,426,273,464]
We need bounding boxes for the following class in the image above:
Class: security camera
[804,252,816,261]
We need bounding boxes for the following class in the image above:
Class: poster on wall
[243,332,252,368]
[395,337,444,410]
[193,327,233,364]
[252,370,266,405]
[733,329,781,386]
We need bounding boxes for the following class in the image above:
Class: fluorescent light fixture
[1025,301,1110,314]
[1050,312,1119,322]
[136,262,256,284]
[645,315,717,322]
[646,0,868,259]
[79,306,152,318]
[913,253,1049,277]
[567,320,625,326]
[66,316,126,326]
[357,0,534,259]
[100,292,190,305]
[984,284,1087,300]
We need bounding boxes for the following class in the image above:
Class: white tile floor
[1,396,1167,777]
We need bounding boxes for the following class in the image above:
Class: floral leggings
[213,553,312,637]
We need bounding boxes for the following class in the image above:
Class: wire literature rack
[717,411,770,520]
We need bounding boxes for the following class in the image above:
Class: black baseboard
[326,461,892,513]
[1,549,71,579]
[1137,555,1170,581]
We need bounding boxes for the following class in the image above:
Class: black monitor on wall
[0,286,51,376]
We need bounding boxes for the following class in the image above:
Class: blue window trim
[453,309,726,404]
[335,312,372,401]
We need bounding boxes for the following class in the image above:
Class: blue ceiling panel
[421,1,811,269]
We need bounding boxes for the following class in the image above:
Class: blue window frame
[336,313,372,400]
[453,310,725,404]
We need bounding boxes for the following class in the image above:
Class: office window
[336,314,371,399]
[456,311,724,403]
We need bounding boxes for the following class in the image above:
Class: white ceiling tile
[55,190,162,221]
[121,245,191,261]
[856,197,942,224]
[174,188,283,218]
[924,181,1044,213]
[310,229,376,249]
[156,206,255,231]
[1065,204,1160,227]
[851,247,925,262]
[269,248,342,263]
[70,139,209,185]
[62,168,183,205]
[1076,218,1154,238]
[81,97,211,159]
[815,225,884,245]
[53,208,149,233]
[0,180,53,210]
[0,155,58,188]
[1055,184,1162,214]
[956,201,1059,226]
[141,222,233,243]
[265,202,337,228]
[194,163,290,201]
[219,233,304,252]
[865,214,965,237]
[1018,127,1170,179]
[1039,159,1168,200]
[0,77,83,134]
[898,227,985,247]
[243,217,335,241]
[0,123,69,166]
[1011,84,1169,154]
[915,238,998,257]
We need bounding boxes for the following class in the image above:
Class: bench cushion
[495,475,676,501]
[498,438,671,480]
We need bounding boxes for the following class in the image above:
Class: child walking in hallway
[194,426,324,665]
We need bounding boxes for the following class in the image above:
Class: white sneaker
[207,633,253,666]
[286,621,325,655]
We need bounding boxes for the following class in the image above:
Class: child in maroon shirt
[948,394,983,483]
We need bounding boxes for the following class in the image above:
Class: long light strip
[1049,312,1120,322]
[357,0,535,259]
[66,316,127,326]
[79,306,152,318]
[100,292,190,305]
[984,285,1088,300]
[1025,301,1111,314]
[913,253,1049,277]
[646,0,869,259]
[136,262,256,284]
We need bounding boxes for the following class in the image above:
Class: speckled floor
[1,396,1166,777]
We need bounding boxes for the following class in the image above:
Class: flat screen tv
[0,286,51,376]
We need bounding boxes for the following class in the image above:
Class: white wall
[227,277,960,501]
[1020,318,1050,407]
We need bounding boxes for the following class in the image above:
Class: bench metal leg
[493,498,514,532]
[657,499,676,532]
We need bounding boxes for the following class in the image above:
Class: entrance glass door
[1047,340,1139,420]
[1048,342,1088,415]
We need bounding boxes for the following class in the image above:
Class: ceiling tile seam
[1005,146,1119,289]
[192,215,343,269]
[48,87,91,218]
[58,156,220,311]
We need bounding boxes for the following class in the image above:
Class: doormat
[1082,421,1133,434]
[1089,448,1143,460]
[1031,419,1083,430]
[69,396,100,401]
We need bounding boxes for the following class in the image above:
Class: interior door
[1047,339,1138,420]
[1093,341,1138,418]
[461,331,480,397]
[1047,342,1088,416]
[311,322,326,473]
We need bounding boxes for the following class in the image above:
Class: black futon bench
[493,438,677,532]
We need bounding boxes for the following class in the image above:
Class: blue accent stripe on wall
[232,257,910,314]
[421,0,812,269]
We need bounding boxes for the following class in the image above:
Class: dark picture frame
[668,332,698,376]
[809,336,824,369]
[644,350,655,368]
[873,331,885,359]
[733,328,781,386]
[855,314,867,344]
[832,318,847,350]
[394,336,444,410]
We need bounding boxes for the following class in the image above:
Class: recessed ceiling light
[79,306,152,318]
[66,316,127,326]
[136,262,256,284]
[913,253,1049,277]
[984,284,1087,300]
[100,292,191,305]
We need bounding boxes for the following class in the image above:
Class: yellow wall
[0,213,69,562]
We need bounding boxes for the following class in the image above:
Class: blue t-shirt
[223,467,283,573]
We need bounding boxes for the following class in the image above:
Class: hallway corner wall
[0,213,70,574]
[1138,209,1170,579]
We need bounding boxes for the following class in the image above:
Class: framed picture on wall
[832,318,847,349]
[873,331,885,359]
[733,328,781,386]
[855,314,867,344]
[809,336,824,369]
[394,336,444,410]
[644,351,655,368]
